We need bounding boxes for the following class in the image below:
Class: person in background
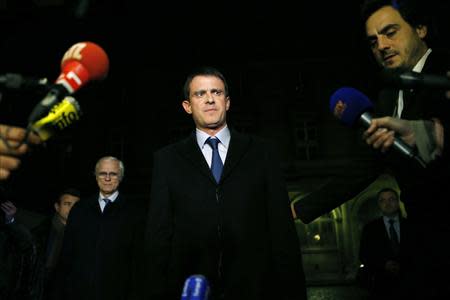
[359,188,406,300]
[55,156,146,300]
[294,1,449,298]
[0,200,36,300]
[32,188,81,300]
[360,0,450,298]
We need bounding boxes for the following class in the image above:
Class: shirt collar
[383,214,400,224]
[196,126,231,149]
[99,190,119,202]
[412,48,432,73]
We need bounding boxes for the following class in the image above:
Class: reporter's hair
[360,0,435,45]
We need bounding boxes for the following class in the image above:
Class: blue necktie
[102,198,111,212]
[389,219,400,255]
[206,137,223,183]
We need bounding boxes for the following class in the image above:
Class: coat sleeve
[264,142,307,300]
[51,201,80,299]
[145,150,173,299]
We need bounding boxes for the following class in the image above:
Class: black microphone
[380,69,450,90]
[329,87,426,167]
[0,73,49,90]
[30,96,82,141]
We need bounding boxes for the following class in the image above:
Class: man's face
[55,194,80,224]
[365,5,428,71]
[378,190,400,217]
[182,75,230,134]
[95,160,121,197]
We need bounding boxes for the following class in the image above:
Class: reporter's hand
[0,124,41,180]
[363,116,415,153]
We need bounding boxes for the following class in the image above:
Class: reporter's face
[365,6,428,71]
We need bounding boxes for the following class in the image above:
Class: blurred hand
[1,200,17,223]
[0,124,41,181]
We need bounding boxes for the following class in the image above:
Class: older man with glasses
[53,156,147,300]
[94,157,124,212]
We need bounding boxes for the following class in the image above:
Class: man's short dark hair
[57,188,81,203]
[376,187,399,201]
[361,0,431,28]
[183,66,229,99]
[360,0,437,47]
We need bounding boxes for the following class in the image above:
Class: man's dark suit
[359,217,405,299]
[146,130,306,300]
[373,49,450,299]
[293,48,450,298]
[296,49,450,222]
[55,194,146,300]
[375,49,450,215]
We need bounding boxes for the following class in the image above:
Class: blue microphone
[180,274,210,300]
[329,86,374,127]
[329,87,425,166]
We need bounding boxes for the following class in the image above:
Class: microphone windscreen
[329,87,373,126]
[181,274,209,300]
[61,42,109,80]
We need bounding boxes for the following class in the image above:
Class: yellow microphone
[31,96,82,141]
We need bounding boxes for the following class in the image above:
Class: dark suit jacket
[0,221,35,300]
[30,214,65,300]
[145,130,306,300]
[374,49,450,221]
[359,217,405,289]
[373,50,450,299]
[295,49,450,224]
[294,49,450,298]
[55,193,146,300]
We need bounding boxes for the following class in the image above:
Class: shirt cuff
[410,120,443,163]
[5,217,15,224]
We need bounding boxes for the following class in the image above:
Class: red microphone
[28,41,109,123]
[56,42,109,93]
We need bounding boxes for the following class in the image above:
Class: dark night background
[1,0,449,215]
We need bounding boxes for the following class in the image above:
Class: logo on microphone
[62,42,87,62]
[333,100,347,120]
[31,96,82,141]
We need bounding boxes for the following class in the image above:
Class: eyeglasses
[97,172,119,179]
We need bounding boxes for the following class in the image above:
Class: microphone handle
[392,138,416,158]
[359,112,426,167]
[27,85,68,124]
[401,72,450,90]
[359,111,372,127]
